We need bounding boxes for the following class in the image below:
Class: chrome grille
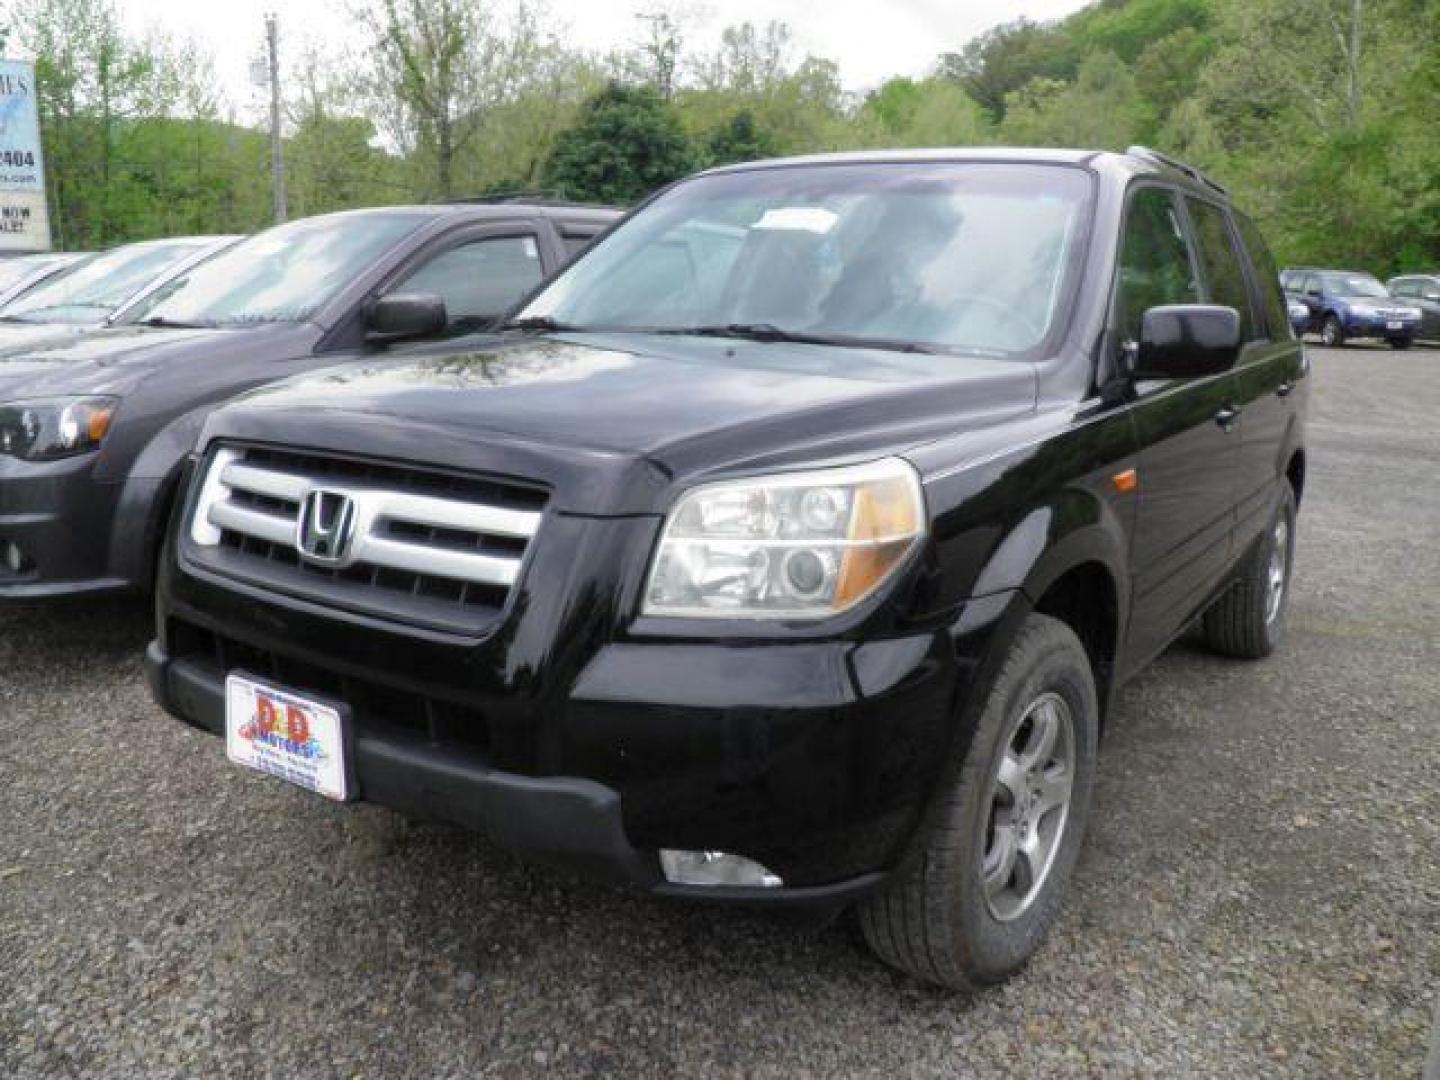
[187,444,546,632]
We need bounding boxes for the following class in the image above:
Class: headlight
[0,396,119,461]
[1401,307,1422,320]
[643,457,925,619]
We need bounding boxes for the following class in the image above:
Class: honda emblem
[296,489,358,566]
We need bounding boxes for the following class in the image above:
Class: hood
[0,323,297,400]
[206,333,1038,515]
[0,321,92,355]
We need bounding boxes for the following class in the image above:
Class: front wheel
[1321,315,1345,347]
[858,614,1098,989]
[1203,484,1297,659]
[1390,337,1414,351]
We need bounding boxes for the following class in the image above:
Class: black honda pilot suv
[147,147,1307,989]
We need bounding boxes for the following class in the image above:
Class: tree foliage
[541,81,692,204]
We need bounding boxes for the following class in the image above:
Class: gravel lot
[1,344,1436,1077]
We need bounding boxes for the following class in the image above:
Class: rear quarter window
[1234,214,1293,340]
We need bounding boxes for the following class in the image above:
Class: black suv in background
[147,148,1306,989]
[0,202,617,598]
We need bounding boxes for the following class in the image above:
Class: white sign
[0,59,50,252]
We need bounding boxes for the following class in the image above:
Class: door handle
[1276,381,1294,398]
[1214,405,1240,430]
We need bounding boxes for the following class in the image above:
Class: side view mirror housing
[367,293,447,341]
[1127,304,1241,380]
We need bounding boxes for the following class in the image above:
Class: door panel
[1126,373,1239,661]
[1109,186,1240,666]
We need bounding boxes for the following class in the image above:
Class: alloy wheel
[1265,517,1290,626]
[981,691,1076,922]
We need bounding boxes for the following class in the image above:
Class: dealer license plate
[1387,320,1403,330]
[225,673,353,801]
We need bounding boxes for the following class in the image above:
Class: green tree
[541,81,692,204]
[938,18,1078,120]
[1001,51,1153,150]
[856,76,992,147]
[355,0,544,199]
[703,110,780,166]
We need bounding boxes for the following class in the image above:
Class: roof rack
[437,191,618,210]
[1125,145,1229,197]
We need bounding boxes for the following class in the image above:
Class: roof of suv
[700,145,1231,202]
[292,203,622,226]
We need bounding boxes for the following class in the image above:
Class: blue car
[1285,268,1422,349]
[1286,296,1309,336]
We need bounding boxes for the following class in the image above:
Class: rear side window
[1185,198,1256,341]
[1116,187,1201,343]
[1234,214,1292,340]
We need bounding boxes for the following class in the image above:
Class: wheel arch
[957,494,1131,723]
[103,408,212,591]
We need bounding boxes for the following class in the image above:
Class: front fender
[104,408,211,590]
[910,403,1138,621]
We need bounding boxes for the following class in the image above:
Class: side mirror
[1127,304,1241,380]
[367,293,447,340]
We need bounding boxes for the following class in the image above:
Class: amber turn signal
[1111,468,1139,494]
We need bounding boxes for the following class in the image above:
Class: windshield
[127,211,430,328]
[518,162,1092,357]
[0,254,69,294]
[0,241,207,324]
[1324,273,1389,299]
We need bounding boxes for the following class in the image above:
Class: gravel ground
[1,344,1436,1077]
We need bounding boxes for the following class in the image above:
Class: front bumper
[146,629,951,905]
[0,453,136,599]
[149,534,995,900]
[1342,312,1419,338]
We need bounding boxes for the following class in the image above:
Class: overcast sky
[108,0,1090,118]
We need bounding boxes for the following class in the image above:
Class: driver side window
[1116,188,1201,344]
[396,235,544,334]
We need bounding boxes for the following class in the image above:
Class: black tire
[1321,315,1345,347]
[858,614,1098,990]
[1203,483,1297,659]
[1390,337,1413,351]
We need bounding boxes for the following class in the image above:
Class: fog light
[660,849,783,888]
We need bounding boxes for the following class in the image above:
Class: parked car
[0,251,91,308]
[0,237,238,350]
[0,201,618,599]
[1385,273,1440,342]
[1284,268,1421,348]
[145,147,1306,989]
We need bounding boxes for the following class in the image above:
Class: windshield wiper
[138,316,212,329]
[650,323,945,354]
[499,315,586,332]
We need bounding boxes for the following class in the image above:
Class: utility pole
[264,12,287,224]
